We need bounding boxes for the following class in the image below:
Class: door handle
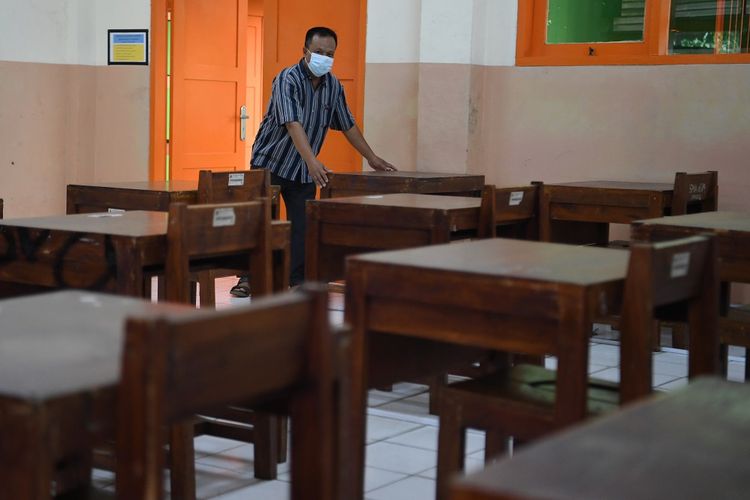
[240,105,249,141]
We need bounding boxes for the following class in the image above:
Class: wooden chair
[165,199,272,303]
[435,235,719,500]
[116,285,336,500]
[604,171,719,347]
[478,183,541,240]
[671,170,718,215]
[195,169,289,305]
[426,183,543,410]
[651,170,719,348]
[189,179,292,472]
[196,172,293,467]
[166,200,287,483]
[197,169,272,207]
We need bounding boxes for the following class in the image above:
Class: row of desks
[340,210,750,498]
[308,178,675,282]
[0,172,747,499]
[0,211,291,297]
[4,174,675,295]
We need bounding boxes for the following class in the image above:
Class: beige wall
[416,64,473,172]
[0,0,150,218]
[0,62,148,217]
[92,66,150,184]
[365,62,750,214]
[362,63,419,170]
[469,64,750,212]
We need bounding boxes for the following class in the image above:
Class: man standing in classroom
[231,26,396,296]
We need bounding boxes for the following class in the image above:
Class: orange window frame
[516,0,750,66]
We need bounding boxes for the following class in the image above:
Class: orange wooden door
[263,0,367,173]
[245,15,263,163]
[170,0,248,180]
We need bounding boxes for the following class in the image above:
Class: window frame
[516,0,750,66]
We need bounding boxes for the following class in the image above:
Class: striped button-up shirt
[251,59,356,183]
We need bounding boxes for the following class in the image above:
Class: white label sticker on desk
[88,212,123,218]
[670,252,690,278]
[228,173,245,186]
[213,207,236,227]
[509,191,524,206]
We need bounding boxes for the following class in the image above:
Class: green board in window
[546,0,645,44]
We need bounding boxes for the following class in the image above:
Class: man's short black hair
[305,27,338,48]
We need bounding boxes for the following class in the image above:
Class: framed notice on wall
[108,29,149,65]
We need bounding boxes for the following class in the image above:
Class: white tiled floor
[112,277,744,499]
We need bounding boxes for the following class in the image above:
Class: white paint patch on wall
[68,1,97,66]
[479,0,517,66]
[1,0,72,64]
[366,0,422,63]
[420,0,474,64]
[0,0,148,66]
[94,0,150,66]
[471,0,488,66]
[365,0,518,66]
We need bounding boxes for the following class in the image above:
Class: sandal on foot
[230,279,250,298]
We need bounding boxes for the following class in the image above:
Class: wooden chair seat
[442,365,619,429]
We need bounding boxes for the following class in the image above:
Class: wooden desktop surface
[450,377,750,500]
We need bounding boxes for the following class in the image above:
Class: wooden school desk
[66,180,281,219]
[0,211,288,297]
[633,211,750,376]
[320,171,485,198]
[343,239,631,499]
[305,193,482,283]
[540,180,674,244]
[0,290,190,498]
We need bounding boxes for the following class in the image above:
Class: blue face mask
[306,49,334,77]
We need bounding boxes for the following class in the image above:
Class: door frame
[150,0,169,181]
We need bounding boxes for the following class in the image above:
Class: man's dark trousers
[269,171,316,286]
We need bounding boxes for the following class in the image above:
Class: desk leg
[344,265,368,500]
[556,291,591,424]
[113,239,145,298]
[0,401,52,499]
[688,247,721,378]
[273,245,290,292]
[305,204,320,282]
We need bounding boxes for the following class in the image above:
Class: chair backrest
[116,285,336,500]
[478,183,541,239]
[671,171,718,215]
[619,234,719,403]
[165,200,272,303]
[198,169,279,219]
